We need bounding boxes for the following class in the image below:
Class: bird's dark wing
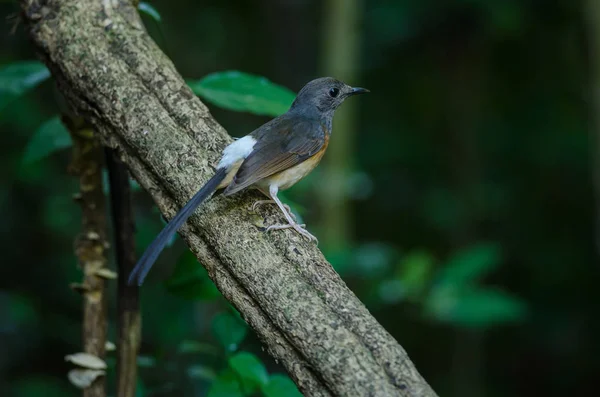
[223,117,326,195]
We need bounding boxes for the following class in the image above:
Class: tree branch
[21,1,437,395]
[105,148,140,397]
[65,116,109,396]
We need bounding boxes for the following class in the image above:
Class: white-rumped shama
[128,77,368,285]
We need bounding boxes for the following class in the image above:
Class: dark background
[1,0,598,396]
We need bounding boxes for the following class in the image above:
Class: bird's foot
[266,222,318,243]
[251,200,296,221]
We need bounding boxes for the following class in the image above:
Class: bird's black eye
[329,87,340,98]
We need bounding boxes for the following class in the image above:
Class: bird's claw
[251,200,315,242]
[266,222,318,243]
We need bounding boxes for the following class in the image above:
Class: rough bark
[21,1,437,395]
[106,148,140,397]
[65,116,109,397]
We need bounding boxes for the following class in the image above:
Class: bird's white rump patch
[217,135,257,169]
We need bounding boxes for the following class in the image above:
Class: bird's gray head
[290,77,369,119]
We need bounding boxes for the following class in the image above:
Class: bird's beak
[349,87,370,96]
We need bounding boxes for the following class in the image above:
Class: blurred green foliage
[22,116,71,164]
[188,71,296,117]
[165,252,221,301]
[211,312,248,354]
[0,61,49,111]
[1,0,598,396]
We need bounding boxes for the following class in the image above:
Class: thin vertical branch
[319,0,363,249]
[66,117,109,397]
[106,148,141,397]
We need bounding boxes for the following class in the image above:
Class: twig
[105,148,141,397]
[65,116,109,397]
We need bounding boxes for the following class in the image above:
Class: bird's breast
[264,137,329,191]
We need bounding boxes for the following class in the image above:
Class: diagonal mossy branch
[21,1,437,396]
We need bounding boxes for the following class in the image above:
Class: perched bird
[128,77,368,286]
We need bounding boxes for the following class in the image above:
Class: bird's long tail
[127,168,227,286]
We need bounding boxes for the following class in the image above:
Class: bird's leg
[265,185,317,243]
[251,200,296,221]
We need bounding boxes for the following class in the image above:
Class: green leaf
[165,251,221,301]
[396,249,435,300]
[207,369,244,397]
[188,71,295,117]
[211,311,248,352]
[138,2,161,22]
[228,352,269,393]
[437,242,501,287]
[262,374,302,397]
[22,116,71,164]
[0,61,50,111]
[426,287,527,328]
